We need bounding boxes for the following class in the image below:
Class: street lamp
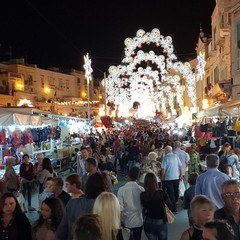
[83,53,93,123]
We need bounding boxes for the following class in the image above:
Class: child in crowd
[39,177,53,204]
[223,164,234,179]
[183,172,198,226]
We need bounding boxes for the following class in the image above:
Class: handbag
[163,203,175,224]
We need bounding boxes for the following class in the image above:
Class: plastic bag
[179,179,185,197]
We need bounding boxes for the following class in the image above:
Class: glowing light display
[196,51,206,81]
[84,53,93,81]
[107,28,197,119]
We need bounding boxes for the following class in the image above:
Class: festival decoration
[106,28,197,119]
[196,51,206,81]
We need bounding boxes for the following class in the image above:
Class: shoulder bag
[163,202,175,224]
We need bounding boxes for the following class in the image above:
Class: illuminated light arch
[107,28,197,119]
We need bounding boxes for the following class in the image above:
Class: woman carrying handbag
[140,172,173,240]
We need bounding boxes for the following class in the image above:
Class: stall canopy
[195,100,240,119]
[0,108,42,126]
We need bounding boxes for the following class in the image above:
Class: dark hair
[188,172,198,186]
[46,177,53,181]
[223,142,231,148]
[85,172,111,199]
[204,220,235,240]
[33,197,64,233]
[143,172,158,197]
[155,141,163,149]
[52,177,64,188]
[223,164,233,172]
[22,154,29,159]
[0,192,22,216]
[80,146,88,151]
[128,166,140,181]
[221,179,239,191]
[42,158,53,174]
[66,174,81,189]
[85,157,98,167]
[99,152,107,157]
[73,214,102,240]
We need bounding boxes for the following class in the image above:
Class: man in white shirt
[117,166,144,240]
[173,141,190,188]
[161,145,183,213]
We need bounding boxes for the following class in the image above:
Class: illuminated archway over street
[106,28,197,119]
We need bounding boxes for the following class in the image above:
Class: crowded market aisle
[25,169,189,240]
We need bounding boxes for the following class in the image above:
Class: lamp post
[84,53,93,123]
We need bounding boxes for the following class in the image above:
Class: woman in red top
[20,154,36,212]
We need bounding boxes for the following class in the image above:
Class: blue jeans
[144,218,167,240]
[22,182,33,206]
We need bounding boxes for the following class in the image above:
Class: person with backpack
[218,142,240,178]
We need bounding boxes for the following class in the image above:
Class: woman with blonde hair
[93,192,122,240]
[180,195,214,240]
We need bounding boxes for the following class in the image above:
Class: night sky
[0,0,215,78]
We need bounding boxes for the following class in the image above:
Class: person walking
[2,156,18,192]
[20,153,36,212]
[195,154,230,210]
[173,141,190,188]
[219,142,240,177]
[140,172,172,240]
[161,145,183,214]
[93,192,123,240]
[117,166,144,240]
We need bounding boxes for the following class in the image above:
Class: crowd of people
[0,123,240,239]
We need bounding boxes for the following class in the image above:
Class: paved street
[26,168,189,239]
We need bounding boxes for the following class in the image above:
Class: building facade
[194,0,240,113]
[0,58,104,118]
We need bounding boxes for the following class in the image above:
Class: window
[214,66,219,84]
[27,74,33,85]
[206,77,210,86]
[48,76,54,86]
[220,13,224,28]
[238,49,240,70]
[237,23,240,48]
[40,75,44,88]
[66,80,69,90]
[213,27,217,50]
[77,77,81,84]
